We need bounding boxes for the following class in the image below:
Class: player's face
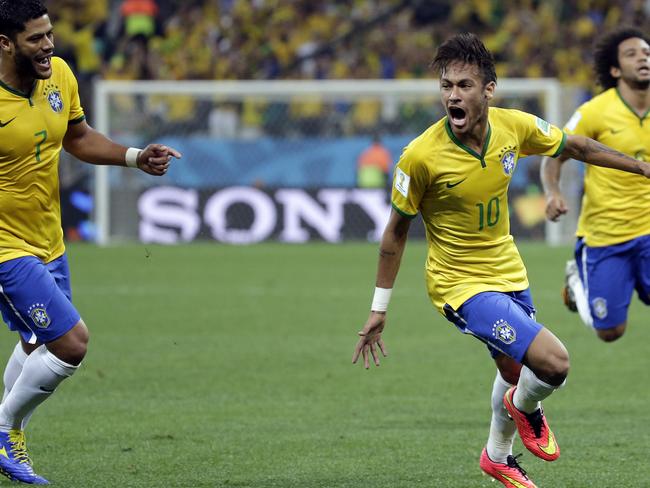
[613,37,650,89]
[13,15,54,80]
[440,61,495,135]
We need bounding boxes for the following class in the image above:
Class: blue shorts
[443,289,542,363]
[0,254,80,344]
[575,235,650,330]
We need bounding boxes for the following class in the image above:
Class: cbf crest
[492,319,516,344]
[28,303,51,329]
[498,145,517,176]
[42,83,64,113]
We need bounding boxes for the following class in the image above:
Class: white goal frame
[93,78,564,245]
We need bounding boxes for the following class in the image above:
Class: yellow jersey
[392,108,566,313]
[564,88,650,247]
[0,57,85,264]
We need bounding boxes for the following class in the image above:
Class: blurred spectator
[120,0,159,39]
[357,134,392,188]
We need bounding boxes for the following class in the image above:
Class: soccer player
[352,33,650,488]
[541,27,650,343]
[0,1,181,484]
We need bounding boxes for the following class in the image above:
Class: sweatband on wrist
[371,287,392,312]
[125,147,142,168]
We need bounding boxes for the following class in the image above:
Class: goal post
[92,78,579,245]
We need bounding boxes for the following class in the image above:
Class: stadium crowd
[46,0,650,139]
[51,0,649,86]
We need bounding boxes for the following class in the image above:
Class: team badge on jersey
[28,303,51,329]
[500,151,516,175]
[498,145,517,176]
[592,297,608,319]
[492,319,516,344]
[43,83,64,113]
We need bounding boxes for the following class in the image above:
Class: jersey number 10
[476,197,500,231]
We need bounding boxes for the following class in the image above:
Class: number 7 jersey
[0,57,85,264]
[391,108,566,313]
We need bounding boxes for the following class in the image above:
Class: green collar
[445,118,491,168]
[615,87,650,123]
[0,78,35,100]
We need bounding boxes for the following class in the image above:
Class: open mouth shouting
[448,105,468,129]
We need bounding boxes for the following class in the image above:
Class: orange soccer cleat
[504,386,560,462]
[480,448,537,488]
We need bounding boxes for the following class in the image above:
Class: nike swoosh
[501,473,530,488]
[0,117,16,128]
[39,386,55,393]
[446,178,467,188]
[0,446,7,459]
[537,431,557,456]
[609,127,624,134]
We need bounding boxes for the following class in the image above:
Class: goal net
[91,79,581,245]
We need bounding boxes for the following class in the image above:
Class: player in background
[0,1,181,484]
[352,33,650,488]
[541,27,650,342]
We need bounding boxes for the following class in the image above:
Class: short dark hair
[432,32,497,85]
[0,0,48,40]
[594,27,650,89]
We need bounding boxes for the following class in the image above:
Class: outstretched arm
[63,120,181,176]
[561,134,650,176]
[540,154,570,221]
[352,209,412,369]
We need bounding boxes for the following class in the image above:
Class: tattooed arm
[374,209,412,289]
[562,135,650,177]
[352,209,412,369]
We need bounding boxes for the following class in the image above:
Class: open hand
[352,312,388,369]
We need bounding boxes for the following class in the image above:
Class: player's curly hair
[431,33,497,85]
[0,0,47,40]
[594,27,650,89]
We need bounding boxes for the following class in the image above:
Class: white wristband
[125,147,142,168]
[371,287,392,312]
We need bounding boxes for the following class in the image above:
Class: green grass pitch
[1,241,648,487]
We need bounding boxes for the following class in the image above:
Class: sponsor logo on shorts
[592,297,608,319]
[492,319,516,344]
[28,303,51,329]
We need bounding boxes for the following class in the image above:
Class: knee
[596,323,626,342]
[545,357,570,386]
[50,320,90,365]
[537,346,570,386]
[69,323,90,364]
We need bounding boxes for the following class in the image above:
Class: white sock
[1,343,37,429]
[486,371,516,463]
[2,343,27,402]
[513,366,558,413]
[568,265,593,328]
[0,346,77,430]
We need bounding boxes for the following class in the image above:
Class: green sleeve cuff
[68,115,86,125]
[391,202,417,219]
[550,132,567,158]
